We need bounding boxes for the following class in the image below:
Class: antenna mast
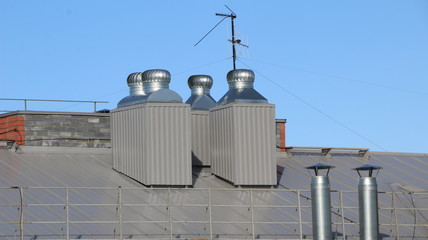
[194,5,248,70]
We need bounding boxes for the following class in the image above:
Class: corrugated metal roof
[0,146,427,239]
[0,147,137,188]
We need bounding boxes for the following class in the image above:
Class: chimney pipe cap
[353,164,382,178]
[127,72,144,86]
[306,163,335,176]
[188,75,213,89]
[142,69,171,83]
[227,69,255,84]
[353,164,382,171]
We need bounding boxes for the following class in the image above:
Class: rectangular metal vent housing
[190,110,211,166]
[111,102,192,186]
[210,102,277,186]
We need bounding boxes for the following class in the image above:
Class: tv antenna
[194,5,249,70]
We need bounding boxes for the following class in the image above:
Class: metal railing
[0,187,427,240]
[0,98,108,113]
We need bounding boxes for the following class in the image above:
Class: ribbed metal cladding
[358,177,380,240]
[190,111,211,166]
[111,103,192,186]
[210,102,276,185]
[311,176,333,240]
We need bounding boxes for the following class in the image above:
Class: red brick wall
[0,115,25,145]
[278,121,286,152]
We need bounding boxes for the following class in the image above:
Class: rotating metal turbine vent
[218,69,267,104]
[185,75,217,110]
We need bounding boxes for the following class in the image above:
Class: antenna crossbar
[215,13,235,18]
[194,5,248,70]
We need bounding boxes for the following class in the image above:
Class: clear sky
[1,1,427,153]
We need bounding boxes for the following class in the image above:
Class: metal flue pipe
[306,163,334,240]
[354,164,382,240]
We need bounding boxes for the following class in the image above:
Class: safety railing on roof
[0,98,108,113]
[0,187,427,240]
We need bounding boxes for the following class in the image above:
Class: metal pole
[392,192,400,239]
[24,100,27,111]
[339,190,346,239]
[119,187,123,240]
[19,187,24,240]
[297,190,303,240]
[231,16,236,70]
[358,177,380,240]
[310,176,333,240]
[208,189,213,240]
[168,188,173,240]
[94,102,97,112]
[250,190,255,239]
[66,187,69,240]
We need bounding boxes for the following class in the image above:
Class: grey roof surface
[0,146,427,239]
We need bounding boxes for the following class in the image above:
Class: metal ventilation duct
[358,177,380,240]
[306,164,334,240]
[210,102,277,185]
[142,69,182,103]
[185,75,217,110]
[211,69,275,186]
[112,69,191,186]
[218,69,267,104]
[185,75,217,166]
[354,165,382,240]
[117,72,146,108]
[112,102,192,186]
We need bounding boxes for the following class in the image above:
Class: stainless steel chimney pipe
[306,163,334,240]
[354,165,382,240]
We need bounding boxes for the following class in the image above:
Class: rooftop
[0,145,427,239]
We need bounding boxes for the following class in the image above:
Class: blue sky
[1,1,427,153]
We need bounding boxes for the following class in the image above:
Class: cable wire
[238,59,388,151]
[194,17,228,47]
[240,57,428,96]
[56,57,231,111]
[172,57,232,76]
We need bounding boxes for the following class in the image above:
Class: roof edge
[0,111,110,117]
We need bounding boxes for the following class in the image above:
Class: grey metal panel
[0,148,138,188]
[117,95,147,108]
[211,104,234,182]
[210,102,277,185]
[186,94,217,110]
[190,111,211,166]
[112,102,192,186]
